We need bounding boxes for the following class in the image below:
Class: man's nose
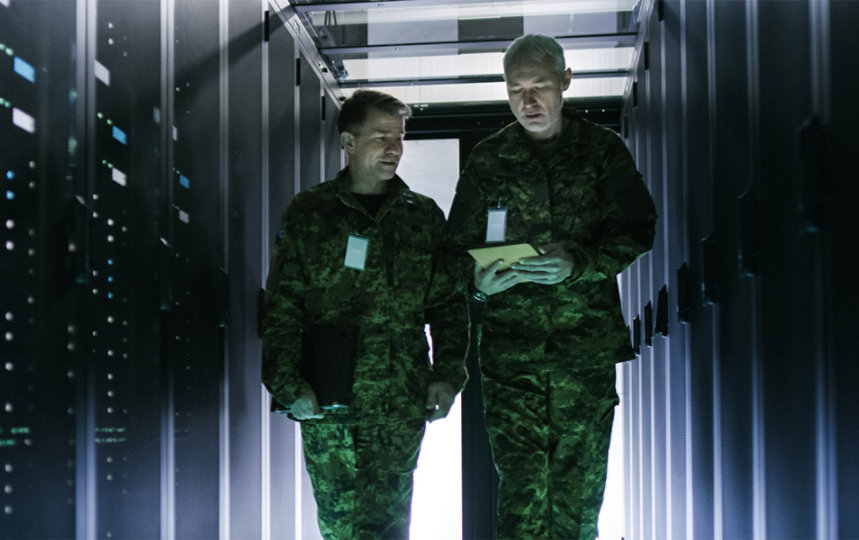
[385,140,401,154]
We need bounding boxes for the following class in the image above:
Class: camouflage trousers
[300,418,426,540]
[481,364,618,540]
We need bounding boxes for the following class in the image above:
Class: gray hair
[503,34,567,82]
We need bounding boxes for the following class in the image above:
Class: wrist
[469,284,488,303]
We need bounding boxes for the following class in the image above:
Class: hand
[289,390,325,420]
[425,382,456,422]
[511,243,575,285]
[474,260,523,296]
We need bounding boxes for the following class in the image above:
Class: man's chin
[378,165,398,178]
[519,116,547,130]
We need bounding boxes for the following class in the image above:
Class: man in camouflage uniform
[443,35,657,539]
[262,90,468,539]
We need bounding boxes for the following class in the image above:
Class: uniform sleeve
[441,156,488,291]
[261,205,313,407]
[568,131,657,283]
[424,206,470,392]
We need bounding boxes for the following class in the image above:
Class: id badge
[344,234,369,271]
[485,207,507,243]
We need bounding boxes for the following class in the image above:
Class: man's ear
[561,67,572,92]
[341,131,355,153]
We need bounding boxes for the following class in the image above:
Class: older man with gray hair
[443,34,657,539]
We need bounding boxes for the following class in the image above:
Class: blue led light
[107,276,114,283]
[5,191,14,201]
[107,292,114,299]
[13,57,35,83]
[179,175,190,189]
[107,259,114,266]
[5,171,13,180]
[112,126,127,145]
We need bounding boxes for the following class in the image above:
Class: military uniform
[263,168,468,539]
[444,108,656,539]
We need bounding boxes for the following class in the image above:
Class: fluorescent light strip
[342,48,633,81]
[342,77,627,105]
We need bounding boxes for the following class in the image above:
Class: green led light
[5,48,13,56]
[0,44,5,51]
[95,437,127,444]
[97,112,104,119]
[0,439,16,447]
[95,426,126,433]
[106,119,113,126]
[10,427,30,435]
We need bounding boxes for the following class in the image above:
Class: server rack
[0,1,342,538]
[620,0,859,538]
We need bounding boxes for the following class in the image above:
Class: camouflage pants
[300,418,426,540]
[481,365,618,540]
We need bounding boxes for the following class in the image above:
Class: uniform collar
[333,167,416,217]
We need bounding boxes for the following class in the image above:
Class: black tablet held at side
[300,322,358,410]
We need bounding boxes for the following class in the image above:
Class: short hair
[336,89,412,134]
[503,34,567,82]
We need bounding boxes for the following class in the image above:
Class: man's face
[505,57,571,140]
[344,108,405,184]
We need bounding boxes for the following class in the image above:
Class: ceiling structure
[287,0,642,107]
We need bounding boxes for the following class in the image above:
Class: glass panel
[288,0,638,104]
[300,0,637,48]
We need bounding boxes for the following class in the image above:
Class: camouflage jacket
[443,108,657,371]
[262,168,468,421]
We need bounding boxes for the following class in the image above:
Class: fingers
[428,405,451,422]
[292,405,324,420]
[475,258,505,278]
[290,394,325,420]
[426,383,456,422]
[475,259,523,295]
[427,395,454,422]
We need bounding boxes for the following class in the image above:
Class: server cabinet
[84,1,164,537]
[168,2,225,537]
[265,16,300,536]
[1,0,343,537]
[225,1,266,537]
[323,91,343,180]
[829,3,859,536]
[710,2,756,539]
[756,2,818,537]
[298,53,322,191]
[0,1,78,536]
[621,0,858,538]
